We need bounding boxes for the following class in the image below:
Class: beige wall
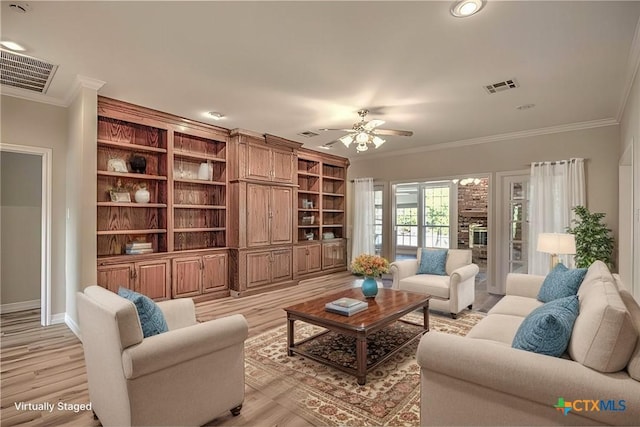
[1,152,42,305]
[619,61,640,296]
[348,125,621,288]
[0,96,68,316]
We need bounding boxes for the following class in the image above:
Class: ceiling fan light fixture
[356,143,369,152]
[356,132,369,143]
[339,134,353,147]
[372,136,386,148]
[450,0,485,17]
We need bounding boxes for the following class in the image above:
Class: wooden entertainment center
[96,97,349,301]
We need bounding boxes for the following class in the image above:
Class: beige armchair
[390,248,479,318]
[77,285,248,427]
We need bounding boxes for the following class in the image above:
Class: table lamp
[537,232,576,271]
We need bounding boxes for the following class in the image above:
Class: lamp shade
[537,233,576,255]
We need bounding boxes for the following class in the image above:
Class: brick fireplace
[457,178,488,268]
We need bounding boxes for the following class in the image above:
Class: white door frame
[0,143,52,326]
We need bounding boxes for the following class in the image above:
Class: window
[424,185,450,248]
[394,181,454,258]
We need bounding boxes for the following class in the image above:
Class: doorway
[391,175,492,309]
[0,144,52,326]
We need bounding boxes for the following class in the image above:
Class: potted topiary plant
[566,205,614,269]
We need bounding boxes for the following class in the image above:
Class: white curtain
[528,158,585,274]
[351,177,375,263]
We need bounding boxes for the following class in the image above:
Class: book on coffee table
[325,298,368,316]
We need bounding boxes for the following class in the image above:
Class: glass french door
[508,180,529,274]
[374,186,383,255]
[496,172,530,294]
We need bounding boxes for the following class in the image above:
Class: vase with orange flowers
[350,253,390,298]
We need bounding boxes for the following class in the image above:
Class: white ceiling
[2,1,640,159]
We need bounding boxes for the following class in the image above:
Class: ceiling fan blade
[373,129,414,137]
[318,128,354,132]
[363,119,385,131]
[322,139,339,147]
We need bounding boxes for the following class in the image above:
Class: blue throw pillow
[512,295,579,357]
[417,248,448,276]
[537,263,587,303]
[118,287,169,338]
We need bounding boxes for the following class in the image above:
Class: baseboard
[0,299,40,314]
[50,312,66,324]
[64,314,81,339]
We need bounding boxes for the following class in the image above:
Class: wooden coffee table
[283,288,430,385]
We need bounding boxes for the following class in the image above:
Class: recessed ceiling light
[516,103,536,110]
[206,111,224,120]
[1,41,25,51]
[450,0,485,18]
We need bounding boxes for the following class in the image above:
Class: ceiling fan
[319,109,413,152]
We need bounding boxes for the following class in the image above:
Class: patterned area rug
[244,310,484,426]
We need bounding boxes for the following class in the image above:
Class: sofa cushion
[578,260,615,298]
[619,289,640,380]
[512,295,579,357]
[398,274,450,299]
[537,263,587,303]
[118,287,169,338]
[568,278,637,372]
[417,248,448,276]
[466,314,524,346]
[488,295,543,318]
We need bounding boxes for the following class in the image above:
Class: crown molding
[351,118,619,163]
[617,15,640,121]
[64,75,106,106]
[0,85,68,107]
[1,75,105,108]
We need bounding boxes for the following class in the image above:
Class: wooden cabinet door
[271,248,292,282]
[307,243,322,273]
[246,251,272,288]
[97,263,134,293]
[334,241,347,267]
[270,186,293,245]
[172,256,202,298]
[322,243,336,269]
[322,242,346,269]
[202,253,228,293]
[136,260,170,300]
[271,148,294,183]
[247,184,270,247]
[246,144,272,181]
[295,246,309,275]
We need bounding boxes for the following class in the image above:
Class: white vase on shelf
[198,162,212,180]
[134,188,150,203]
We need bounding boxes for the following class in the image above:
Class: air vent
[298,131,319,138]
[484,78,519,94]
[0,49,58,94]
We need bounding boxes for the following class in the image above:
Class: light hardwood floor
[1,271,362,426]
[1,271,495,426]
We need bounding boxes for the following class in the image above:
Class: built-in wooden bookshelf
[96,98,350,300]
[172,131,227,251]
[96,116,169,257]
[96,97,231,302]
[294,149,349,278]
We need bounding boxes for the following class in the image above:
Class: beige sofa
[390,248,479,318]
[417,261,640,426]
[77,286,249,427]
